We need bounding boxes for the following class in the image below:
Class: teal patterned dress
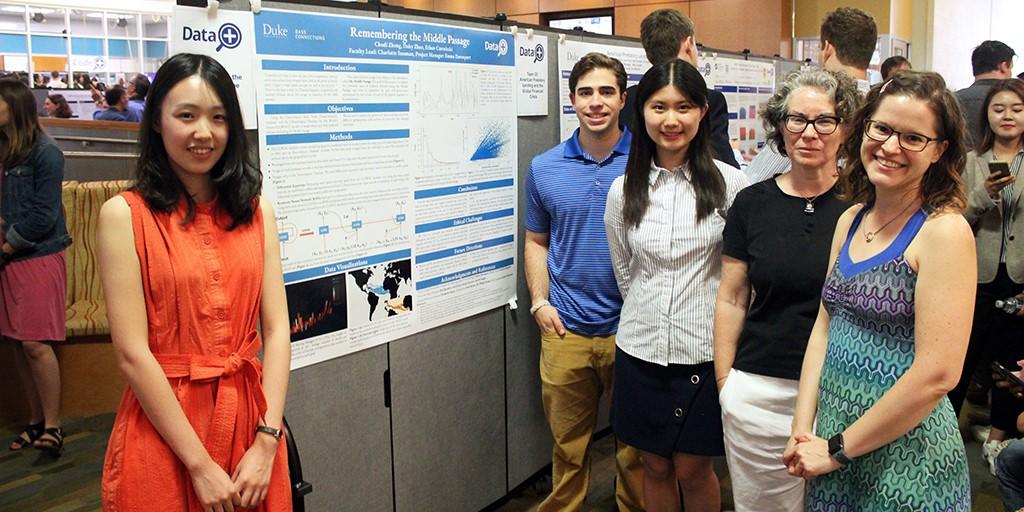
[807,208,970,511]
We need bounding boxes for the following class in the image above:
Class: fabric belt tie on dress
[154,331,267,468]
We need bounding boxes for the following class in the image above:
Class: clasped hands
[782,432,842,480]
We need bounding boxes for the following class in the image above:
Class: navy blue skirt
[612,346,725,459]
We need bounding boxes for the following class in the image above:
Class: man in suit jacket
[620,8,739,169]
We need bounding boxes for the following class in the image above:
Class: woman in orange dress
[97,53,291,512]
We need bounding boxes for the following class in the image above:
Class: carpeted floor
[0,411,1007,512]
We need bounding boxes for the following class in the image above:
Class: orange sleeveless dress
[102,191,290,511]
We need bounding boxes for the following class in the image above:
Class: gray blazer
[964,149,1024,283]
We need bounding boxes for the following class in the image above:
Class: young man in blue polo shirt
[524,52,642,512]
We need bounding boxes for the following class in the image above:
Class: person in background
[93,86,139,122]
[97,53,292,511]
[958,41,1016,148]
[0,78,71,458]
[956,79,1024,472]
[125,73,150,121]
[524,52,643,512]
[621,8,739,169]
[993,369,1024,511]
[606,59,748,512]
[72,73,91,90]
[784,71,973,511]
[881,55,911,80]
[745,7,877,184]
[713,69,860,512]
[46,71,66,89]
[43,94,73,119]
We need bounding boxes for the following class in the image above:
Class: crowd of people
[527,6,1024,512]
[4,4,1024,512]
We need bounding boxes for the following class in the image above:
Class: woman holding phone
[956,78,1024,468]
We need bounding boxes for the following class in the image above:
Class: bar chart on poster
[253,9,518,369]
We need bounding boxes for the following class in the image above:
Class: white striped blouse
[605,159,749,366]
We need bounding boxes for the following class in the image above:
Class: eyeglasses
[783,114,841,135]
[863,119,942,152]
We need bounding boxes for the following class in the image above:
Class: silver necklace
[802,193,821,215]
[862,203,915,243]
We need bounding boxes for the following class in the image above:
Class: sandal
[8,421,44,451]
[34,427,63,458]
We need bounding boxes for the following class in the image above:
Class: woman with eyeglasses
[713,69,860,512]
[953,79,1024,470]
[783,72,973,510]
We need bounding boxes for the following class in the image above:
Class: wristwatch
[828,433,854,465]
[256,425,284,441]
[529,299,551,315]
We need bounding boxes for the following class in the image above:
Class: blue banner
[414,178,514,200]
[264,103,409,115]
[266,129,409,145]
[283,249,412,283]
[416,258,515,290]
[254,9,514,67]
[414,208,514,234]
[416,235,515,264]
[261,60,409,73]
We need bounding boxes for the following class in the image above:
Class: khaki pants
[538,330,644,512]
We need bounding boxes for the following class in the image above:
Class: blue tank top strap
[838,207,928,277]
[890,208,929,255]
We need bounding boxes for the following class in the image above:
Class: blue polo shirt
[525,127,631,336]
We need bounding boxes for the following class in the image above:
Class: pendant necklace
[862,203,915,243]
[802,194,821,215]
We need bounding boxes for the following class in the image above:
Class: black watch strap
[256,425,284,441]
[828,433,853,465]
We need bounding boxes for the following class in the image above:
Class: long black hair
[134,53,260,229]
[622,59,724,227]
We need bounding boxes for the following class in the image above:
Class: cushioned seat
[63,180,131,338]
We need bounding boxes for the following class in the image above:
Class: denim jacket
[2,134,72,262]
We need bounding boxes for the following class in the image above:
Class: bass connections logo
[181,22,243,52]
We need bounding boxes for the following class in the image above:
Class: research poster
[253,9,518,369]
[171,5,258,128]
[515,32,548,116]
[557,40,650,140]
[704,57,776,163]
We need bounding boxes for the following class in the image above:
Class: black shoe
[8,421,44,451]
[34,427,63,458]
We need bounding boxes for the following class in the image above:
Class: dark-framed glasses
[783,114,841,135]
[864,119,941,152]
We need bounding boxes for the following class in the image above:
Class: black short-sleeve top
[722,178,849,380]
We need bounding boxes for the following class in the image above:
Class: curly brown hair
[839,71,967,212]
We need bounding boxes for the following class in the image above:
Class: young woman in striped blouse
[605,59,748,512]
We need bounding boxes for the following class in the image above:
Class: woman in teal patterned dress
[783,72,975,511]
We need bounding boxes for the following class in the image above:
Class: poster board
[252,8,518,369]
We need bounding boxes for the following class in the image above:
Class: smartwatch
[828,433,854,465]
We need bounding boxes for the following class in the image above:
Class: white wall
[0,0,171,15]
[924,0,1024,90]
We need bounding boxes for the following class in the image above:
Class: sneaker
[972,425,992,444]
[983,439,1012,476]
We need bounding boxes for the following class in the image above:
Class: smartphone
[992,361,1024,388]
[989,161,1011,179]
